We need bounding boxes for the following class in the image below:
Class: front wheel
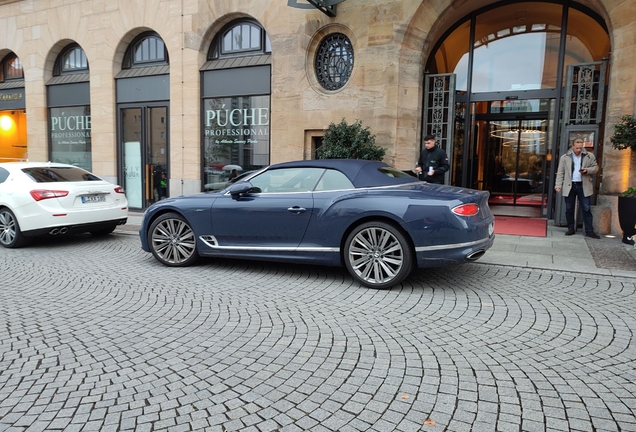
[344,221,413,289]
[148,212,199,266]
[0,208,26,248]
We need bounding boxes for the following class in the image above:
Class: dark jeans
[565,182,593,232]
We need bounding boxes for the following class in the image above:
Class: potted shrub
[317,118,386,161]
[609,114,636,244]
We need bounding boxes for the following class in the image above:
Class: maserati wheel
[344,221,413,289]
[0,208,25,248]
[148,212,199,266]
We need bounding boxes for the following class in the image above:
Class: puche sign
[50,106,92,170]
[51,111,92,141]
[204,100,269,146]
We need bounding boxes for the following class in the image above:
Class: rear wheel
[344,221,413,289]
[148,212,199,266]
[0,208,26,248]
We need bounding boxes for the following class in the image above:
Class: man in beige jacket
[555,138,600,238]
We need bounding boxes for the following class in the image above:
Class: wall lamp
[0,115,14,131]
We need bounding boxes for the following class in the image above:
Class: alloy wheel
[0,210,18,247]
[345,222,412,288]
[150,215,197,266]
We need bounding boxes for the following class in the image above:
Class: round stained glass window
[315,33,354,91]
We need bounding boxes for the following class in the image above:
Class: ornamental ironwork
[423,74,455,151]
[423,73,456,184]
[563,62,606,125]
[430,77,447,141]
[315,33,354,91]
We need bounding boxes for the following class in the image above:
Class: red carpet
[494,216,547,237]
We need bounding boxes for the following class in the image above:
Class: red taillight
[452,203,479,216]
[115,186,125,194]
[30,190,69,201]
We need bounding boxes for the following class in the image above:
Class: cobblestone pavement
[1,232,635,432]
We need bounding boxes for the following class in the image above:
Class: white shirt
[572,154,582,182]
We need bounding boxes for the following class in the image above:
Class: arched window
[208,20,271,59]
[123,32,169,68]
[0,54,23,82]
[427,2,609,93]
[53,44,89,76]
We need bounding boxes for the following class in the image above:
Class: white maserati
[0,162,128,248]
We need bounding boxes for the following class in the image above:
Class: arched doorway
[424,1,610,219]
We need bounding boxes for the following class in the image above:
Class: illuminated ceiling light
[491,130,545,141]
[0,115,14,132]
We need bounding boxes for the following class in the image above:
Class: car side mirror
[228,181,257,199]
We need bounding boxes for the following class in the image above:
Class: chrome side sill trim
[415,237,493,252]
[200,236,339,253]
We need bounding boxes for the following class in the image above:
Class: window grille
[315,33,354,91]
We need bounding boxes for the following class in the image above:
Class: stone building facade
[0,0,634,233]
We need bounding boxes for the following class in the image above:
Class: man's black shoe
[586,232,600,239]
[565,229,575,236]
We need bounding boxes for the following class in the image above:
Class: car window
[0,167,9,184]
[378,166,415,179]
[315,169,354,191]
[22,166,101,182]
[249,168,324,193]
[229,170,256,184]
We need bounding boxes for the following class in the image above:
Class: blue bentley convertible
[139,159,495,289]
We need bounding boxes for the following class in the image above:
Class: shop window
[0,54,23,82]
[208,20,271,59]
[202,95,270,188]
[315,33,354,91]
[123,32,169,68]
[49,106,92,171]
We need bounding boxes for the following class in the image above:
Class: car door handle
[287,206,307,214]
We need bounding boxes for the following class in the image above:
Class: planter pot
[618,195,636,244]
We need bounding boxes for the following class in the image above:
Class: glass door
[120,105,168,209]
[486,119,547,207]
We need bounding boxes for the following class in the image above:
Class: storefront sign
[50,106,92,170]
[203,95,270,171]
[51,113,91,132]
[204,105,269,143]
[50,109,91,142]
[0,89,25,110]
[0,93,22,102]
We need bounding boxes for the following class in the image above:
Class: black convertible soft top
[268,159,417,188]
